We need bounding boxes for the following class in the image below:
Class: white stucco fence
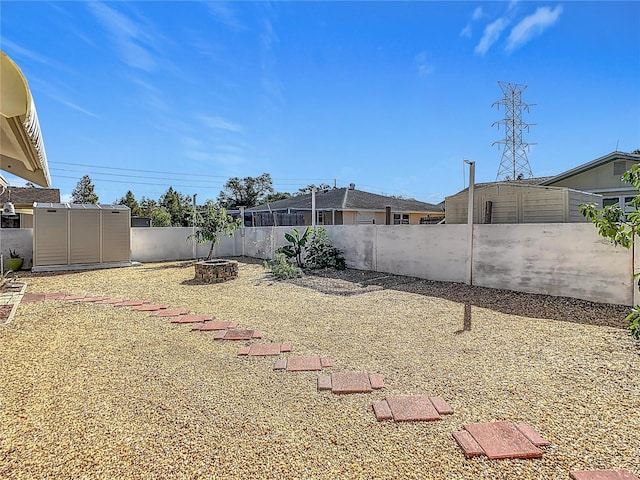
[129,223,635,306]
[2,223,634,306]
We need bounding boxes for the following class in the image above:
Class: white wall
[0,228,34,270]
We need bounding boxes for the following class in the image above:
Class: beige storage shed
[445,183,602,224]
[32,203,131,271]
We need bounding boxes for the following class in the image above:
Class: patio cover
[0,51,51,187]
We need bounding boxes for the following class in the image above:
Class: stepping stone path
[192,321,238,331]
[318,372,384,394]
[373,395,453,421]
[113,300,150,307]
[75,296,108,302]
[273,356,333,371]
[151,309,190,317]
[131,304,169,311]
[172,314,214,324]
[95,298,126,304]
[570,470,639,480]
[213,329,262,340]
[452,421,550,459]
[238,343,291,356]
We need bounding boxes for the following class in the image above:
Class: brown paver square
[320,357,333,368]
[171,314,214,323]
[372,400,393,421]
[464,421,543,459]
[95,298,125,304]
[570,470,639,480]
[216,329,256,341]
[132,304,169,311]
[286,356,322,371]
[429,396,454,415]
[151,309,190,317]
[237,346,251,356]
[21,293,46,303]
[386,395,441,422]
[75,296,107,302]
[452,430,485,457]
[280,343,292,352]
[331,373,373,394]
[515,423,550,446]
[369,374,385,390]
[113,300,149,307]
[273,359,287,370]
[44,293,69,300]
[317,375,332,391]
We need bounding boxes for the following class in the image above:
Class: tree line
[70,173,333,227]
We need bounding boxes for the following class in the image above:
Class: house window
[614,161,627,176]
[602,198,619,208]
[624,196,636,213]
[317,211,324,224]
[393,213,409,225]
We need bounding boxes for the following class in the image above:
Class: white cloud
[414,51,435,77]
[475,17,509,55]
[199,115,244,134]
[472,6,484,21]
[87,2,157,71]
[506,5,563,52]
[460,24,472,38]
[206,2,246,32]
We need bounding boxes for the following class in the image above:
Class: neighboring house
[245,184,444,226]
[0,186,60,228]
[539,151,640,213]
[445,181,600,224]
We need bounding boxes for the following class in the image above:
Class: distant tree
[139,197,158,217]
[159,187,192,226]
[150,207,171,227]
[188,200,242,260]
[631,148,640,155]
[217,173,274,208]
[296,183,332,196]
[117,190,142,216]
[71,175,99,204]
[259,192,292,205]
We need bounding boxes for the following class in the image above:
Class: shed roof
[539,151,640,186]
[34,203,130,210]
[246,187,442,213]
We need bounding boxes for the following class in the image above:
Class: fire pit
[193,259,239,284]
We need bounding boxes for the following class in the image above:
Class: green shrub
[305,227,346,270]
[626,306,640,340]
[277,227,311,267]
[263,253,303,280]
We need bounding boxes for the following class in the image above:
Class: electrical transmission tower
[492,81,536,181]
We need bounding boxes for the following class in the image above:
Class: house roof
[246,187,442,213]
[446,177,554,197]
[0,186,60,205]
[539,151,640,186]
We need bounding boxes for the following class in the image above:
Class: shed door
[102,210,130,262]
[34,208,68,267]
[70,210,101,264]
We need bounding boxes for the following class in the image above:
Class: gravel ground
[1,259,638,480]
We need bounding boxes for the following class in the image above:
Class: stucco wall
[0,228,33,270]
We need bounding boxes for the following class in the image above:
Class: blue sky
[2,1,639,204]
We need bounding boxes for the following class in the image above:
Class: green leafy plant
[263,252,303,280]
[277,227,311,267]
[581,162,640,340]
[188,202,242,260]
[305,227,346,270]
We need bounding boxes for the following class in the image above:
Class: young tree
[159,187,191,226]
[217,173,274,208]
[117,190,142,216]
[150,207,171,227]
[139,197,158,217]
[581,161,640,339]
[188,201,241,260]
[259,192,292,205]
[71,175,99,204]
[296,183,332,195]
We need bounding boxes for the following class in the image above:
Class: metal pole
[464,160,475,285]
[311,187,316,228]
[192,193,197,260]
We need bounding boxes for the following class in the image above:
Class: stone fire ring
[194,259,239,284]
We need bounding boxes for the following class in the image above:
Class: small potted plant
[6,249,23,271]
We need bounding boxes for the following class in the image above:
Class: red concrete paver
[94,298,125,304]
[171,314,214,323]
[215,329,257,341]
[464,421,543,459]
[515,423,550,447]
[21,293,46,303]
[132,304,169,311]
[386,395,441,422]
[372,400,394,421]
[193,321,238,331]
[247,343,283,356]
[331,373,373,394]
[320,357,333,368]
[151,309,190,317]
[75,296,107,302]
[237,346,251,356]
[429,396,454,415]
[452,430,485,457]
[286,356,322,371]
[63,295,86,301]
[281,343,292,352]
[252,331,262,339]
[273,359,287,370]
[369,374,385,390]
[44,293,70,300]
[113,300,149,307]
[317,375,332,391]
[570,470,639,480]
